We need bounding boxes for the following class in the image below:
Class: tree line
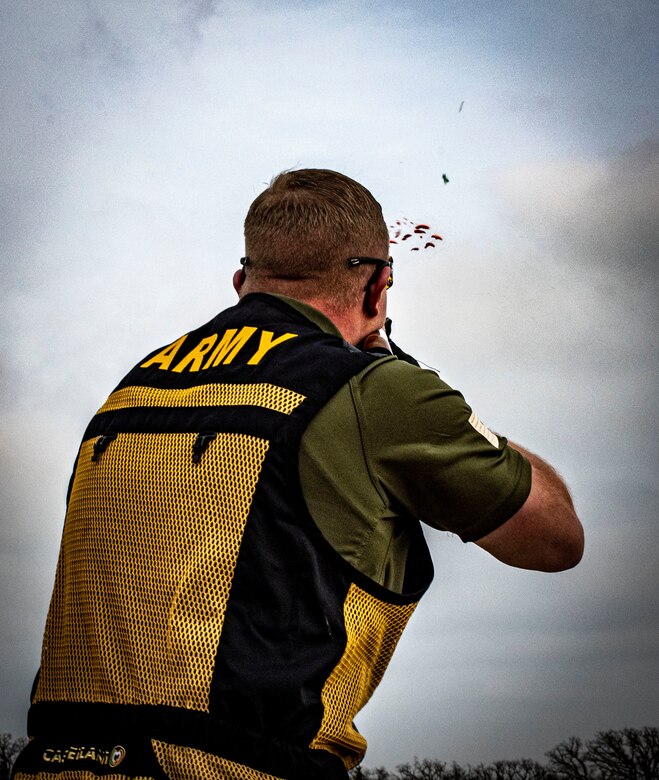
[349,727,658,780]
[1,726,656,779]
[0,734,26,780]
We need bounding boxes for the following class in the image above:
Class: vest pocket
[35,431,269,713]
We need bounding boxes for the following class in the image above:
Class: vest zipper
[91,433,117,462]
[192,432,218,463]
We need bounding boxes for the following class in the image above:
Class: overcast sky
[1,0,657,770]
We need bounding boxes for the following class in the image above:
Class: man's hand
[383,319,421,366]
[360,329,393,356]
[475,444,584,572]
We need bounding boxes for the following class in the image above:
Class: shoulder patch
[468,410,499,448]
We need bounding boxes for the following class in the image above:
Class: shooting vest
[17,294,433,780]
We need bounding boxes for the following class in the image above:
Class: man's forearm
[476,442,584,572]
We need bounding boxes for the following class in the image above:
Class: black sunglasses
[346,257,394,289]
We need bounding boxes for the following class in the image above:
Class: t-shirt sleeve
[354,359,532,542]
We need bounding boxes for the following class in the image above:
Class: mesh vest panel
[310,584,418,765]
[35,431,269,711]
[151,741,283,780]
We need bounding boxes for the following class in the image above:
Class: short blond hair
[243,169,389,307]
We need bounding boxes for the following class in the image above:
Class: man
[13,169,583,780]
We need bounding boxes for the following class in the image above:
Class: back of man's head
[243,169,389,309]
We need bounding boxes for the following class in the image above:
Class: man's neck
[241,288,380,347]
[302,297,374,346]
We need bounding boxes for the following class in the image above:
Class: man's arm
[475,443,584,572]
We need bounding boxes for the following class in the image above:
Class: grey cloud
[180,0,223,41]
[493,140,659,284]
[79,7,136,72]
[76,0,223,65]
[0,1,223,262]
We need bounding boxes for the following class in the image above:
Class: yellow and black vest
[16,294,433,780]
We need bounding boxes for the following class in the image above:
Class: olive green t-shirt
[277,296,532,593]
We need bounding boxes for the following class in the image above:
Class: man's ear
[363,266,390,318]
[233,268,246,296]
